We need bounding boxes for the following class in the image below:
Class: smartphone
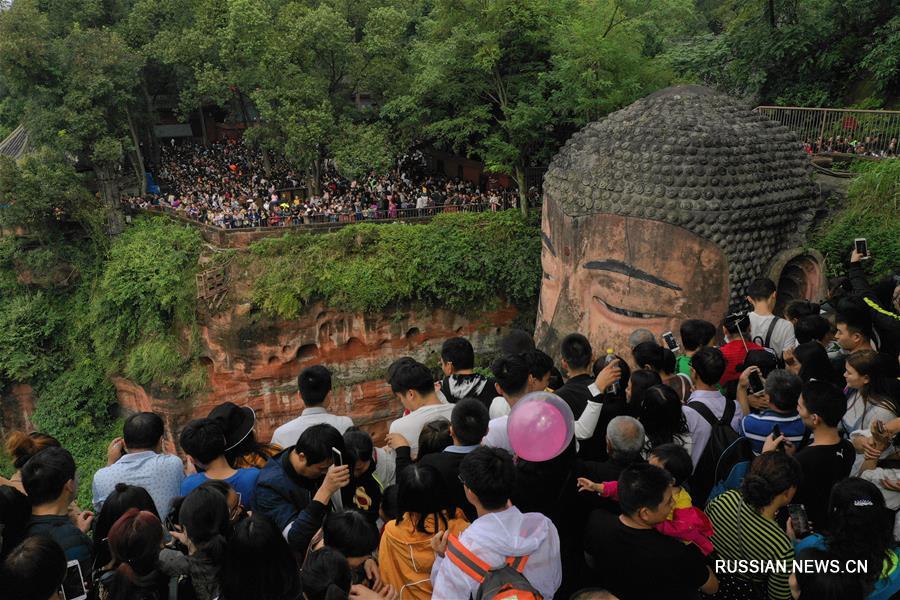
[662,331,680,353]
[876,420,886,436]
[748,369,765,395]
[788,503,812,538]
[331,447,343,467]
[59,560,87,600]
[855,238,870,259]
[771,424,786,451]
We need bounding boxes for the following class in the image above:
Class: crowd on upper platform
[121,140,525,229]
[803,135,898,158]
[2,243,899,600]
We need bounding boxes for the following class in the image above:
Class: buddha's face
[535,199,730,358]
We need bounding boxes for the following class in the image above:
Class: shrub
[813,160,900,279]
[250,209,541,318]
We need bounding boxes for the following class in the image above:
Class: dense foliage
[250,210,541,318]
[0,218,201,505]
[812,160,900,279]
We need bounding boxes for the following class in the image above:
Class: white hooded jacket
[431,505,561,599]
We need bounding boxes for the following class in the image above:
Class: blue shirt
[180,468,260,508]
[92,451,184,517]
[741,410,807,454]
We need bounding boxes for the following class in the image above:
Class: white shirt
[683,390,743,467]
[488,396,510,419]
[389,402,454,459]
[483,416,512,453]
[431,505,561,599]
[270,407,354,448]
[748,312,797,356]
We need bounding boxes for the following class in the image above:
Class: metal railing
[140,202,498,231]
[754,106,900,157]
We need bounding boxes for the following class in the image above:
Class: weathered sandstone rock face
[114,302,520,445]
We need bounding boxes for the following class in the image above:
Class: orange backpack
[446,534,543,600]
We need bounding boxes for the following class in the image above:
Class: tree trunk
[307,158,322,197]
[261,149,273,179]
[126,107,147,196]
[767,0,776,28]
[141,76,160,169]
[515,165,528,217]
[95,165,125,235]
[199,106,209,146]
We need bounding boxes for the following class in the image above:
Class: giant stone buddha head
[536,85,823,356]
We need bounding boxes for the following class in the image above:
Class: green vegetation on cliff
[0,211,540,503]
[0,218,202,505]
[249,210,542,319]
[812,160,900,279]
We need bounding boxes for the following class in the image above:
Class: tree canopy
[0,0,895,225]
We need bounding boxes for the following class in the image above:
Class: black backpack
[687,399,742,506]
[751,316,785,368]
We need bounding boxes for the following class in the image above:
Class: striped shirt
[706,490,794,600]
[741,410,806,454]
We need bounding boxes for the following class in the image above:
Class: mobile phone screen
[789,504,811,538]
[748,370,765,394]
[662,332,679,352]
[60,560,87,600]
[855,238,868,256]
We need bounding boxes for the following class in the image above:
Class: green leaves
[88,217,202,369]
[813,160,900,280]
[250,210,541,318]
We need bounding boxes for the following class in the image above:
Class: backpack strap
[688,399,735,426]
[764,317,781,349]
[506,554,530,574]
[446,535,490,583]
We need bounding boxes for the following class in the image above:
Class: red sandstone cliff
[113,301,520,445]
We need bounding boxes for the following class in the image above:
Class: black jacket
[555,374,624,461]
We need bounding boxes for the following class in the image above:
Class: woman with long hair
[843,350,899,438]
[793,477,899,599]
[92,483,159,574]
[99,509,169,600]
[301,547,352,600]
[378,464,468,600]
[792,341,842,386]
[219,513,302,600]
[159,485,232,600]
[624,369,662,418]
[639,384,691,457]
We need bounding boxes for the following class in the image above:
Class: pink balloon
[507,392,574,462]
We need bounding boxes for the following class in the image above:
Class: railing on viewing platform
[141,202,494,231]
[136,202,510,248]
[754,106,900,157]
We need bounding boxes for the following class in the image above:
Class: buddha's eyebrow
[541,232,556,257]
[584,259,682,291]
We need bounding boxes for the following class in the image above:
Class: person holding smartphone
[740,369,806,455]
[847,242,900,359]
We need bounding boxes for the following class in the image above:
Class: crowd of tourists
[121,140,522,229]
[803,135,898,158]
[2,246,900,600]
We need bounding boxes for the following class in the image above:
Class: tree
[0,0,143,235]
[385,0,571,216]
